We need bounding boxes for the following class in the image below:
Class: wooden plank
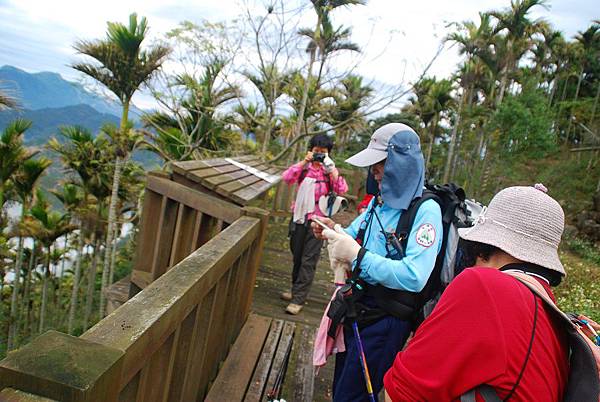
[146,175,242,224]
[166,306,199,402]
[204,314,272,402]
[131,270,152,290]
[244,319,284,402]
[216,175,262,198]
[135,331,176,402]
[232,179,279,205]
[216,166,280,195]
[151,197,179,280]
[169,206,197,267]
[184,160,266,194]
[171,155,258,174]
[291,326,315,402]
[187,157,263,177]
[173,158,262,184]
[132,189,162,275]
[239,208,270,321]
[233,248,253,337]
[119,370,141,402]
[105,274,131,303]
[264,321,295,400]
[196,270,232,400]
[179,289,216,402]
[0,388,58,401]
[195,213,218,249]
[204,163,271,189]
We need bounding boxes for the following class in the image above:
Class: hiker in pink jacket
[280,134,348,315]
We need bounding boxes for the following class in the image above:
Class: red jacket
[384,267,569,402]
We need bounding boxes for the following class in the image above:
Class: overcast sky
[0,0,596,110]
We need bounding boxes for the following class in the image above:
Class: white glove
[323,225,361,264]
[323,155,335,173]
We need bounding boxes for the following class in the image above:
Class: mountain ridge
[0,65,144,117]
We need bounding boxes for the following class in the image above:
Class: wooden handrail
[0,212,268,402]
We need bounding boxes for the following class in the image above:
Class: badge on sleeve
[415,223,436,247]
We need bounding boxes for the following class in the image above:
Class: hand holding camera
[312,152,326,163]
[322,155,335,173]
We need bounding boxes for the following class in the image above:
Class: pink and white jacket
[282,162,348,221]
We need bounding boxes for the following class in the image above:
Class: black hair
[457,239,563,286]
[309,134,334,153]
[457,239,500,271]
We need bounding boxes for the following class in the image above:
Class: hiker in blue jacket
[313,123,443,402]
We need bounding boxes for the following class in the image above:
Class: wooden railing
[128,172,244,296]
[0,207,269,402]
[267,166,366,218]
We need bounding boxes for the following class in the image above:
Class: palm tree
[72,13,170,317]
[21,190,74,333]
[48,126,112,332]
[7,157,52,350]
[242,64,291,155]
[143,60,238,162]
[50,183,85,333]
[408,78,454,169]
[0,119,38,215]
[329,74,373,153]
[291,1,364,157]
[0,87,18,110]
[488,0,548,105]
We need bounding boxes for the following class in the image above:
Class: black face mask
[366,170,379,196]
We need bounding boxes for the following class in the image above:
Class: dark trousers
[332,316,412,402]
[289,220,323,305]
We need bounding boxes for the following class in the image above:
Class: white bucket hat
[458,185,566,275]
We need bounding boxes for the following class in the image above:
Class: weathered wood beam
[0,331,123,402]
[81,216,260,392]
[145,175,242,223]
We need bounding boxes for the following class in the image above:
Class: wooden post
[240,207,270,320]
[0,331,124,402]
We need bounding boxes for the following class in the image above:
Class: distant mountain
[0,104,120,145]
[0,65,143,118]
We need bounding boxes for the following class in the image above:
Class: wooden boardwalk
[251,211,358,402]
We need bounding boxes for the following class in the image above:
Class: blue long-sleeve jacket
[345,197,442,292]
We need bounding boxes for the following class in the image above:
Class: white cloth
[329,227,352,283]
[293,177,317,224]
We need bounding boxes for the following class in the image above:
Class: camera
[313,152,326,163]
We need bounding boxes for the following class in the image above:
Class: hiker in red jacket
[384,184,570,401]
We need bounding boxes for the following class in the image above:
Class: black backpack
[392,183,481,325]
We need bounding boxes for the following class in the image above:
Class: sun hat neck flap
[381,129,425,210]
[458,186,565,276]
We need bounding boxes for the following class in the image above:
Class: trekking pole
[267,332,294,401]
[342,285,376,402]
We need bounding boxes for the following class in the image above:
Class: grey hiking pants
[289,220,323,305]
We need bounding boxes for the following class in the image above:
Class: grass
[555,238,600,322]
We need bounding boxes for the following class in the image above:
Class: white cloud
[0,0,596,111]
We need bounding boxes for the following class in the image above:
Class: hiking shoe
[285,303,303,315]
[280,291,292,301]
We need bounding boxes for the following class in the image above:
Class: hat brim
[458,224,565,276]
[345,148,388,167]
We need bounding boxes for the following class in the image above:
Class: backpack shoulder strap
[297,167,309,184]
[460,385,502,402]
[507,271,600,402]
[395,191,441,249]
